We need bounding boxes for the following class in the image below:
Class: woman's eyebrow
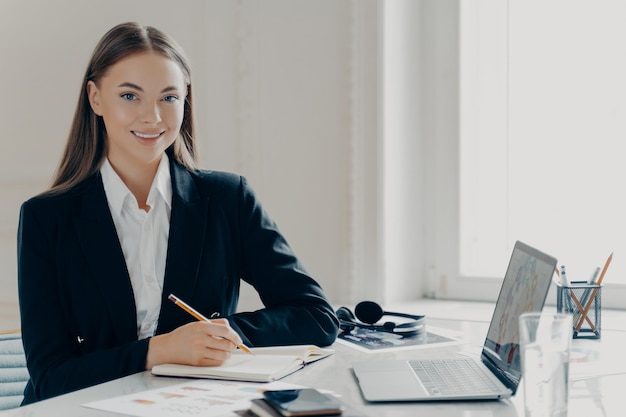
[117,82,180,94]
[118,82,143,91]
[160,86,180,94]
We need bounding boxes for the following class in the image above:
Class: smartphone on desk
[262,388,343,416]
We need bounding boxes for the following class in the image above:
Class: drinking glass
[519,312,572,417]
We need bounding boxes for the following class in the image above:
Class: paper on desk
[83,379,304,417]
[336,325,463,353]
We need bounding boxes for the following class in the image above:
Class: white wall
[1,0,403,322]
[383,1,424,302]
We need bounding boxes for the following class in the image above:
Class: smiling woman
[48,23,197,196]
[86,52,188,209]
[2,2,377,335]
[16,21,339,406]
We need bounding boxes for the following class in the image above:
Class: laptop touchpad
[353,360,426,401]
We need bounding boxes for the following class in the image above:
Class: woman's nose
[141,102,162,124]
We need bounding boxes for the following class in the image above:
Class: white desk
[4,300,626,417]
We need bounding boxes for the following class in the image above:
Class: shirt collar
[150,153,173,208]
[100,153,173,215]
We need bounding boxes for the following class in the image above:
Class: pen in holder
[556,282,602,339]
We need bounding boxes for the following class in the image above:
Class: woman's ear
[86,80,103,116]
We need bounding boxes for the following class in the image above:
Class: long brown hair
[48,22,197,194]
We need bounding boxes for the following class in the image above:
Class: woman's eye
[163,95,178,102]
[121,93,137,101]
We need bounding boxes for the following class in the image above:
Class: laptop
[352,240,558,402]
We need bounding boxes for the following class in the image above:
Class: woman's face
[87,51,187,171]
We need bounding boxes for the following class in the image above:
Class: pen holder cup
[557,282,602,339]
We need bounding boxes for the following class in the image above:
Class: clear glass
[519,312,572,417]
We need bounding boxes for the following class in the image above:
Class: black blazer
[17,159,339,404]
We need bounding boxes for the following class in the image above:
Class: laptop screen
[480,241,558,393]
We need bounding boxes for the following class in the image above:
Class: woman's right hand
[145,319,244,369]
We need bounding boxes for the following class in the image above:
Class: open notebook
[152,345,334,382]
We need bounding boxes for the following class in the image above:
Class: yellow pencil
[168,294,254,355]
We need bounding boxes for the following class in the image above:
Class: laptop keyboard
[409,358,501,396]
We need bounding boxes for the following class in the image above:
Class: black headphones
[336,301,425,336]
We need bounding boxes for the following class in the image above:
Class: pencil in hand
[168,294,254,355]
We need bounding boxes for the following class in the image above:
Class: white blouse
[100,154,172,339]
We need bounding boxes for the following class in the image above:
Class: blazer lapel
[73,174,138,343]
[160,162,210,323]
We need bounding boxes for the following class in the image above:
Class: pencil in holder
[556,282,602,339]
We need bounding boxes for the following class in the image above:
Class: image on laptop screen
[481,241,558,389]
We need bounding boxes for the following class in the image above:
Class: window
[447,0,626,307]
